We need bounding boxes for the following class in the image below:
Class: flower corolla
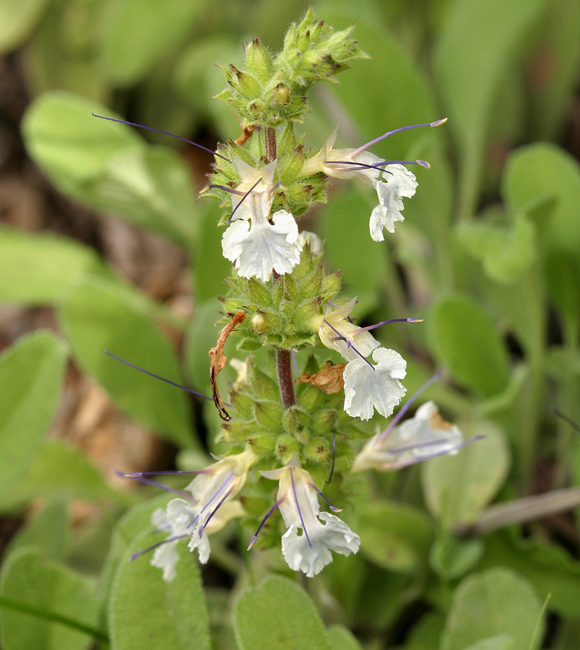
[260,456,360,577]
[352,401,463,472]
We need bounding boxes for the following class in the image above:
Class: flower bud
[282,406,310,439]
[246,433,277,455]
[231,67,262,98]
[275,434,300,462]
[311,409,338,434]
[303,436,329,463]
[253,401,283,429]
[275,83,290,104]
[252,312,268,333]
[245,39,273,85]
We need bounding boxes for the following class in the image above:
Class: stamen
[290,467,312,549]
[207,184,246,196]
[349,118,447,156]
[326,159,430,171]
[104,350,215,402]
[326,429,336,484]
[114,469,195,498]
[323,319,374,370]
[189,470,235,530]
[247,496,287,550]
[199,486,236,536]
[376,369,444,445]
[353,317,423,334]
[229,177,262,223]
[130,533,188,561]
[393,435,485,468]
[308,482,341,512]
[92,113,230,162]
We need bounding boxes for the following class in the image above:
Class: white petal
[188,528,211,564]
[151,541,180,582]
[222,209,302,281]
[369,165,417,241]
[297,230,323,256]
[343,347,407,420]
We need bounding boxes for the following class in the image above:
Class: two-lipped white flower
[150,449,256,580]
[221,157,302,281]
[352,401,463,472]
[344,347,407,421]
[259,456,360,577]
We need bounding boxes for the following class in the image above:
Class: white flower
[344,347,407,421]
[312,297,379,363]
[369,165,418,241]
[222,206,302,282]
[231,157,277,218]
[150,449,256,580]
[352,401,463,472]
[302,126,418,241]
[297,230,323,256]
[260,457,360,578]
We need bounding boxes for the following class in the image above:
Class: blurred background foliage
[1,0,580,648]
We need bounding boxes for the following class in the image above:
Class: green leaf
[320,187,386,308]
[421,421,510,528]
[0,548,100,650]
[429,294,511,397]
[456,209,536,283]
[441,568,544,650]
[435,0,544,217]
[22,92,197,246]
[0,440,124,512]
[59,277,194,448]
[233,575,332,650]
[328,625,362,650]
[430,534,484,581]
[402,613,445,650]
[5,500,69,563]
[464,636,515,650]
[99,0,210,85]
[356,501,434,572]
[109,528,210,650]
[0,332,67,498]
[0,227,107,304]
[0,0,50,52]
[529,0,580,140]
[479,529,580,617]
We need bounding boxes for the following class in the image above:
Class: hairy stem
[265,127,277,161]
[277,349,296,408]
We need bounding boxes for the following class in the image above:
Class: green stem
[0,596,109,644]
[265,127,277,161]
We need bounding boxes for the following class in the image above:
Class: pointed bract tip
[417,159,430,168]
[431,118,448,127]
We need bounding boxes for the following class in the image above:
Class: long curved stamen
[229,177,263,223]
[104,350,219,403]
[92,113,231,162]
[393,435,485,468]
[323,319,374,370]
[207,184,246,196]
[326,429,336,484]
[377,369,444,445]
[199,486,235,537]
[187,471,235,529]
[326,159,430,171]
[353,317,423,334]
[114,469,195,498]
[130,534,188,561]
[349,118,447,156]
[308,482,341,513]
[247,496,287,550]
[290,467,312,549]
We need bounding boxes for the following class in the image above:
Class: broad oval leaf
[0,332,67,498]
[0,0,50,52]
[328,625,362,650]
[429,293,511,397]
[0,547,100,650]
[421,420,510,528]
[441,568,544,650]
[233,575,332,650]
[109,528,210,650]
[59,277,194,448]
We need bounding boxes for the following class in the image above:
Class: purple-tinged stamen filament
[349,118,447,157]
[92,113,231,162]
[228,177,263,223]
[290,467,312,549]
[121,469,213,477]
[104,350,227,404]
[322,319,374,371]
[187,470,235,530]
[247,496,287,550]
[392,435,485,469]
[199,486,236,537]
[326,429,336,484]
[326,159,430,171]
[207,184,246,196]
[377,369,444,445]
[352,317,423,334]
[308,482,341,513]
[114,469,195,499]
[130,534,189,561]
